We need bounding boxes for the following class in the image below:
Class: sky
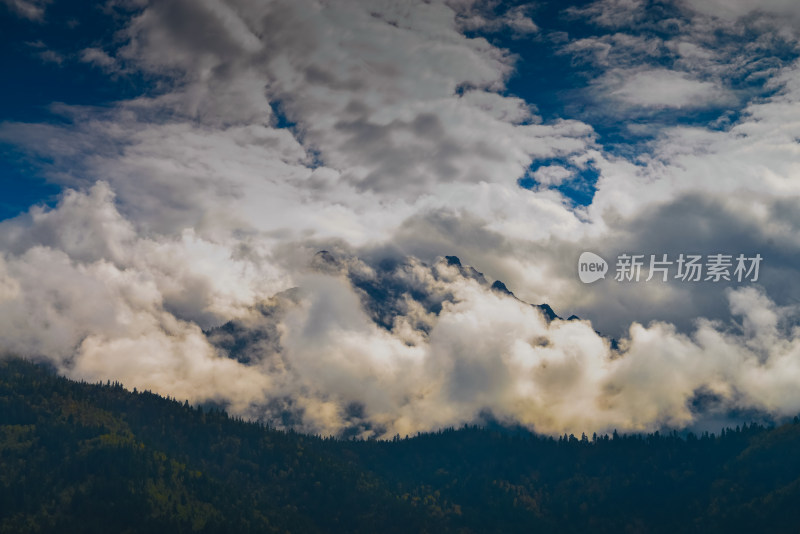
[1,0,800,438]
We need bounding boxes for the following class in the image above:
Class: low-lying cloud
[1,187,799,438]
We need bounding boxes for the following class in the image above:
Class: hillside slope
[2,358,800,533]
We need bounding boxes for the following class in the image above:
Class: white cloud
[603,68,731,109]
[531,165,574,186]
[109,0,591,198]
[0,181,799,437]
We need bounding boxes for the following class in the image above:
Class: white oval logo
[578,252,608,284]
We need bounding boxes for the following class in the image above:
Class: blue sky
[0,1,135,217]
[2,0,800,437]
[6,0,795,217]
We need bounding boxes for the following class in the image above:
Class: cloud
[681,0,800,24]
[560,33,666,68]
[565,0,650,29]
[79,48,118,71]
[602,68,730,109]
[1,0,49,20]
[24,39,65,65]
[111,0,592,198]
[450,1,538,35]
[2,0,800,438]
[557,0,799,129]
[531,165,574,186]
[0,180,799,438]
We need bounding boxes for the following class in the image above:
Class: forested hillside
[2,357,800,533]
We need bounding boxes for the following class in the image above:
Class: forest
[2,357,800,533]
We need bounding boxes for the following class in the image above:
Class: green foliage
[2,357,800,533]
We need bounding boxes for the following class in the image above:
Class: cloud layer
[1,0,800,437]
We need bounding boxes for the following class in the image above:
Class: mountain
[206,252,576,364]
[3,357,800,533]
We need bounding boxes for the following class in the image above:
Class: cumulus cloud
[235,259,800,437]
[109,0,594,198]
[3,193,799,438]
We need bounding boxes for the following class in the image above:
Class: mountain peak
[491,279,513,296]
